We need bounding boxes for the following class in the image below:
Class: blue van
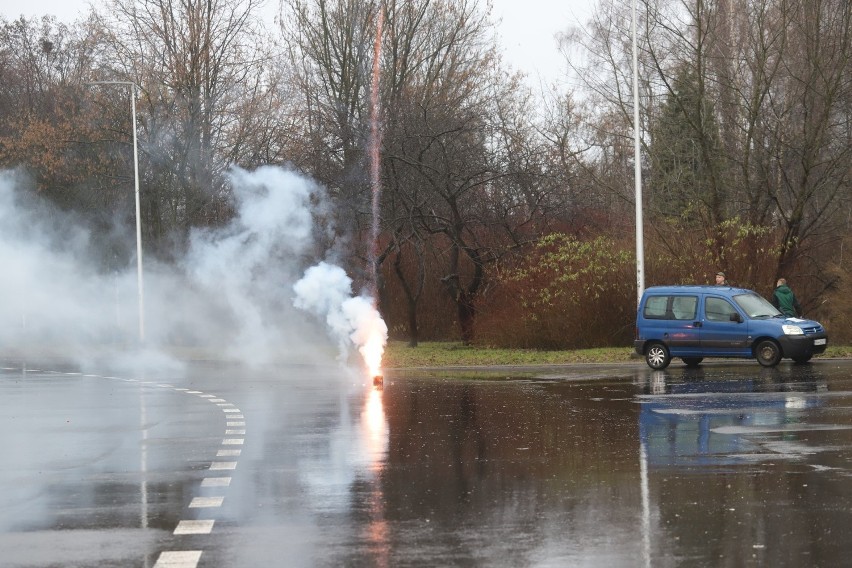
[634,285,828,369]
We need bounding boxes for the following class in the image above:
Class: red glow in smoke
[368,7,384,302]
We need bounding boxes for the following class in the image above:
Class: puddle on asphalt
[5,361,852,566]
[332,362,852,566]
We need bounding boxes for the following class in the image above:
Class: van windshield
[733,293,782,318]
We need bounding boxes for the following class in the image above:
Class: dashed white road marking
[153,550,202,568]
[13,366,247,566]
[174,520,215,535]
[189,496,224,508]
[201,477,232,487]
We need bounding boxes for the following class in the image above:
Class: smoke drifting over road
[0,166,385,374]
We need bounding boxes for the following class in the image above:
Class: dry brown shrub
[474,234,636,349]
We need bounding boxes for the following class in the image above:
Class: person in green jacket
[772,278,802,317]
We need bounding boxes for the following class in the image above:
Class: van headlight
[782,325,804,335]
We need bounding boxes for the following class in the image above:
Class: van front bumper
[778,333,828,359]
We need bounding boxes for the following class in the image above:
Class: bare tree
[562,0,852,294]
[278,0,378,262]
[93,0,278,253]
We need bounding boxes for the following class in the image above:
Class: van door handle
[693,321,702,328]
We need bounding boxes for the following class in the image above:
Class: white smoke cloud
[0,165,373,373]
[0,170,123,349]
[181,165,328,365]
[293,261,388,375]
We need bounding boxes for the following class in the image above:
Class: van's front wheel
[646,343,671,369]
[755,340,782,367]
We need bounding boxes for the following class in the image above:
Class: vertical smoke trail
[368,5,384,301]
[293,8,389,379]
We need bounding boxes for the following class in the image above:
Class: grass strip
[383,341,852,368]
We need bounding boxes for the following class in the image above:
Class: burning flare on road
[346,295,387,382]
[293,262,388,381]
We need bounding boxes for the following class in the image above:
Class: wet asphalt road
[1,357,851,567]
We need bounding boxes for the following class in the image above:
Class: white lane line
[174,520,215,535]
[189,496,224,508]
[217,449,241,457]
[40,368,244,567]
[153,550,202,568]
[216,403,235,407]
[222,408,241,413]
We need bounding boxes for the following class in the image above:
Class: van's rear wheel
[646,343,671,370]
[755,340,782,367]
[682,357,703,367]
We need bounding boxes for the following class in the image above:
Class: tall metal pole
[129,85,144,343]
[632,0,645,305]
[88,81,145,343]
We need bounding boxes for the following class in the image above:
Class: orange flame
[359,315,386,379]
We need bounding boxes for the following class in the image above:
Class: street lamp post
[88,81,145,344]
[632,0,645,305]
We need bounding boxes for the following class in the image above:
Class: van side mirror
[730,313,743,323]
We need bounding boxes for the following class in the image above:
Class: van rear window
[643,295,697,320]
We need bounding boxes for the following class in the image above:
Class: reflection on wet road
[2,359,851,567]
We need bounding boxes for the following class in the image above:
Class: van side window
[671,296,697,320]
[643,295,698,320]
[706,297,738,321]
[643,296,669,319]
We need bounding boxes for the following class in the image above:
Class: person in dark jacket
[772,278,802,317]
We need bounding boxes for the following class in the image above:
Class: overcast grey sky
[10,0,594,88]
